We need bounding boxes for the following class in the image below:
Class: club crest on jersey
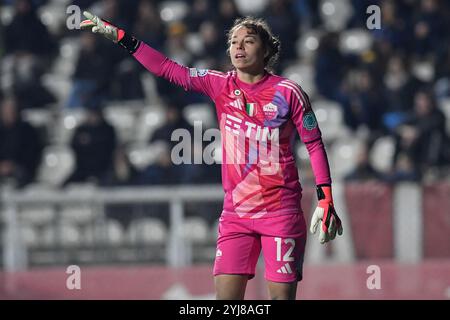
[262,103,278,120]
[246,103,256,116]
[303,111,318,130]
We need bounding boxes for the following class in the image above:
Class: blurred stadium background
[0,0,449,299]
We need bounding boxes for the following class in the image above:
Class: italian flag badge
[246,103,256,116]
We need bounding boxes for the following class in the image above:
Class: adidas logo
[230,99,243,110]
[276,263,293,274]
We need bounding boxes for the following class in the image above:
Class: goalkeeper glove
[310,185,343,244]
[80,11,140,54]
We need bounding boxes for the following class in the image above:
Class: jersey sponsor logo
[224,113,278,143]
[224,113,243,135]
[303,111,318,130]
[262,103,278,120]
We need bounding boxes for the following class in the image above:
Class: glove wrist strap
[118,33,141,54]
[316,184,332,202]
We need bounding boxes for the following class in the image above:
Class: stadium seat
[311,99,347,143]
[60,205,94,225]
[41,224,57,247]
[296,29,323,60]
[234,0,269,15]
[183,103,215,129]
[211,218,220,234]
[42,74,72,106]
[0,4,14,26]
[411,59,435,82]
[36,145,75,187]
[185,32,204,56]
[183,217,209,243]
[135,106,167,143]
[282,63,316,97]
[438,98,450,134]
[370,136,395,173]
[140,74,160,105]
[295,142,309,161]
[339,29,373,54]
[126,218,168,244]
[105,219,125,245]
[53,109,87,145]
[159,1,189,23]
[22,109,52,130]
[104,105,138,143]
[127,141,169,170]
[38,1,72,36]
[329,137,363,178]
[319,0,352,32]
[19,224,40,248]
[59,221,82,246]
[51,37,80,76]
[20,206,55,226]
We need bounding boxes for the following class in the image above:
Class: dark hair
[226,16,281,70]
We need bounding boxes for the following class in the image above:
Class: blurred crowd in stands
[0,0,449,190]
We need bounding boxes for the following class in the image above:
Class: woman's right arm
[132,41,227,99]
[80,11,226,100]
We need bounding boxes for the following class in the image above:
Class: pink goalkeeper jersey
[134,43,331,219]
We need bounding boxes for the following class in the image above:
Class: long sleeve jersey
[133,43,331,218]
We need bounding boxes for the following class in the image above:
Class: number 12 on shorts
[274,237,295,262]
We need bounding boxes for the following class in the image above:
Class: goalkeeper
[80,11,343,300]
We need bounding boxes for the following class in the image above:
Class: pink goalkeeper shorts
[213,213,307,283]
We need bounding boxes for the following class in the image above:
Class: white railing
[1,185,225,271]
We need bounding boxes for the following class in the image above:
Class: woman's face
[229,26,266,73]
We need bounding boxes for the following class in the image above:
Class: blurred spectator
[3,0,55,57]
[150,101,193,147]
[216,0,239,32]
[184,0,212,31]
[100,144,139,187]
[411,0,447,58]
[345,143,383,182]
[132,0,166,50]
[196,20,225,65]
[345,69,387,133]
[371,0,410,51]
[347,0,381,29]
[434,46,450,98]
[66,32,110,108]
[263,0,298,69]
[292,0,321,30]
[139,142,179,185]
[0,0,449,188]
[0,97,43,187]
[165,21,191,66]
[383,55,420,112]
[2,0,57,108]
[64,101,117,186]
[382,54,424,132]
[390,89,449,181]
[314,32,348,102]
